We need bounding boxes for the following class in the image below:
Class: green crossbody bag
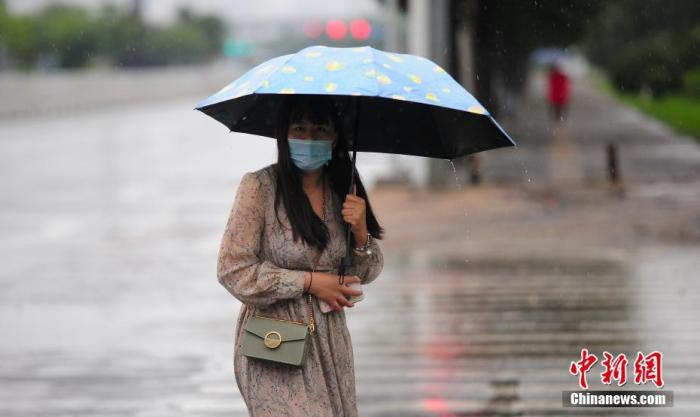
[240,259,320,366]
[239,304,314,366]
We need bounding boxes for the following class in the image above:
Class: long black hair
[273,94,384,251]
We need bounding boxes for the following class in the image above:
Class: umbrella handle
[338,98,361,285]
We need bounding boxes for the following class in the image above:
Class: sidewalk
[476,61,700,186]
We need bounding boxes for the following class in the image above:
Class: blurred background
[1,0,699,416]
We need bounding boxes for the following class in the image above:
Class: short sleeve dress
[216,163,384,417]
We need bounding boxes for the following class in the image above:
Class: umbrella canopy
[194,45,516,159]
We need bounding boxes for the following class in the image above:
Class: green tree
[582,0,700,95]
[34,4,99,68]
[176,6,226,57]
[94,4,150,67]
[0,2,39,68]
[144,23,209,65]
[465,0,604,114]
[0,2,227,69]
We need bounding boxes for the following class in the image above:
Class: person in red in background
[547,61,570,122]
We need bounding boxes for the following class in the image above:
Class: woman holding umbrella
[199,45,516,416]
[216,94,384,416]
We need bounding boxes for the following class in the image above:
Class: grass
[617,95,700,142]
[590,68,700,143]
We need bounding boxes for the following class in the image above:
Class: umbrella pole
[338,98,361,285]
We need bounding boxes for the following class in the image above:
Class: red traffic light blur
[350,19,372,40]
[326,19,347,40]
[303,20,324,38]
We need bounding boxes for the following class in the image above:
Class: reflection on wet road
[350,250,699,416]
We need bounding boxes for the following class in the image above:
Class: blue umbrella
[195,44,515,158]
[194,44,516,278]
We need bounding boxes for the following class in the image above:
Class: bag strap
[305,252,321,333]
[304,176,327,334]
[250,248,321,333]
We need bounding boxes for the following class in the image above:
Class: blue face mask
[288,138,333,171]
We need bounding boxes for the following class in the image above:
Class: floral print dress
[216,163,384,417]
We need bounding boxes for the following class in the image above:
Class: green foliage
[0,2,227,69]
[582,0,700,95]
[175,7,225,58]
[596,70,700,142]
[93,5,150,67]
[144,23,210,65]
[470,0,605,96]
[607,31,683,95]
[484,0,604,52]
[0,11,38,68]
[684,67,700,97]
[34,4,99,68]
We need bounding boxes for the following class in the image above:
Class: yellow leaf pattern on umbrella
[391,94,406,100]
[281,65,296,74]
[303,76,314,82]
[467,104,486,114]
[376,74,392,85]
[306,51,321,58]
[325,82,338,92]
[387,53,403,63]
[279,87,295,94]
[426,92,439,102]
[326,60,343,71]
[409,74,422,84]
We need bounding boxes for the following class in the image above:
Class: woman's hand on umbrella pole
[307,272,363,311]
[342,184,368,237]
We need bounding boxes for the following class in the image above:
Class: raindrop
[447,159,461,189]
